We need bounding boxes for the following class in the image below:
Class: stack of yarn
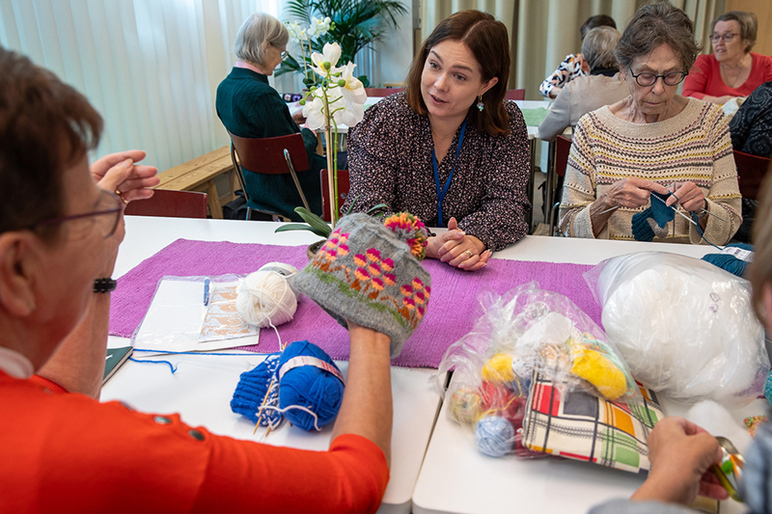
[231,340,345,432]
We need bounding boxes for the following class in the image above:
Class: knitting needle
[650,194,698,227]
[597,205,620,215]
[253,376,277,435]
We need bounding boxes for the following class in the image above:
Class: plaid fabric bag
[521,372,664,473]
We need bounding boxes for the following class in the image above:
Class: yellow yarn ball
[570,347,627,400]
[481,353,516,383]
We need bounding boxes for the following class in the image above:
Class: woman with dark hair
[683,11,772,104]
[558,2,742,245]
[216,12,326,221]
[344,10,531,272]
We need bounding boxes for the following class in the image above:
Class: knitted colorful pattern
[291,212,431,357]
[559,98,742,244]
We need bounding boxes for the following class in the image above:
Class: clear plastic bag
[585,252,769,405]
[436,282,638,458]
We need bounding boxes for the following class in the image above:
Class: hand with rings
[91,150,160,204]
[426,217,492,271]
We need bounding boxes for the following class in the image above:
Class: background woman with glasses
[558,2,742,244]
[683,11,772,105]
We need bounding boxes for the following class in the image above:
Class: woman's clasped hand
[426,217,492,271]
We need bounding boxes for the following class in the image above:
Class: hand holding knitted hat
[291,212,431,357]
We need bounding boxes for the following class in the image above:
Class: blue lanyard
[432,119,467,227]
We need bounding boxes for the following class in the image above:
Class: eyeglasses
[33,189,124,239]
[628,66,688,87]
[710,33,739,43]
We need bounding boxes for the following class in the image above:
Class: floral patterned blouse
[342,92,531,252]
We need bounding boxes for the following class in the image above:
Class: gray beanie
[291,212,431,357]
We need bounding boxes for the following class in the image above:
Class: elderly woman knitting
[558,3,742,244]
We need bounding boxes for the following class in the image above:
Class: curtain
[0,0,285,173]
[421,0,725,99]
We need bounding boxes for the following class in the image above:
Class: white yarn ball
[236,268,298,328]
[258,262,299,278]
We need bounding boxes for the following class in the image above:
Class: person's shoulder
[692,53,715,69]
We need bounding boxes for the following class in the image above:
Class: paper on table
[132,275,259,353]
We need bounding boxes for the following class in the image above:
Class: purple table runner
[110,239,598,368]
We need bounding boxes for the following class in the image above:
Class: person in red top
[0,47,411,513]
[683,10,772,104]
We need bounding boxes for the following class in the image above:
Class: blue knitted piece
[631,192,675,241]
[230,353,282,426]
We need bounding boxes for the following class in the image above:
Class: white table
[412,236,757,514]
[102,216,443,514]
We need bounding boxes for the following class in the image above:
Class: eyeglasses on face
[710,33,739,43]
[33,189,124,239]
[628,66,688,87]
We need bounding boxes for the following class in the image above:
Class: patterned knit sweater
[559,98,742,244]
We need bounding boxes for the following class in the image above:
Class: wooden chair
[733,149,771,201]
[364,87,405,97]
[124,189,208,218]
[228,132,311,220]
[320,169,351,222]
[548,134,573,234]
[505,89,526,101]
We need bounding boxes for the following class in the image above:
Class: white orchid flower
[310,42,342,76]
[310,16,332,37]
[338,62,367,106]
[302,92,329,130]
[285,21,305,42]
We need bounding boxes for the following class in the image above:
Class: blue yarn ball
[474,415,515,457]
[230,353,282,426]
[702,243,753,278]
[278,340,345,431]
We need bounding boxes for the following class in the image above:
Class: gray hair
[615,2,701,73]
[234,13,289,66]
[712,11,757,53]
[582,26,621,71]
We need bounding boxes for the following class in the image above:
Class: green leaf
[274,223,329,238]
[294,206,333,236]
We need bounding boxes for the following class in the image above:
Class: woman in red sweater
[0,47,425,513]
[683,10,772,104]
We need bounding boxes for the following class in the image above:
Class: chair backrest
[555,135,572,178]
[365,87,405,97]
[320,169,351,222]
[228,132,310,175]
[505,89,526,101]
[124,189,208,218]
[734,149,771,201]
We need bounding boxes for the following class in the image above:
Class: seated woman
[682,11,772,105]
[0,48,412,512]
[558,3,742,245]
[538,26,629,141]
[590,167,772,514]
[343,10,531,272]
[216,12,325,221]
[730,81,772,158]
[539,14,617,99]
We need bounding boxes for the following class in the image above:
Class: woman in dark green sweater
[216,12,325,221]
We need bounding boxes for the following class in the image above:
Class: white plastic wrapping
[586,252,769,405]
